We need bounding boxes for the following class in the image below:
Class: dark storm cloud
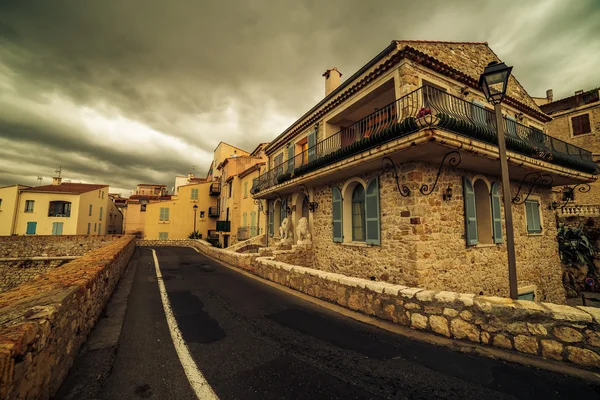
[0,0,599,192]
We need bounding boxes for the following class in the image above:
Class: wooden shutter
[26,222,36,235]
[490,182,503,244]
[269,202,274,236]
[308,130,316,162]
[332,187,343,242]
[572,114,591,136]
[365,177,381,245]
[287,144,295,174]
[462,176,478,246]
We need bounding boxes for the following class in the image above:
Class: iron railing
[252,86,597,193]
[208,206,219,217]
[209,183,221,196]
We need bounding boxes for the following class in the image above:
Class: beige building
[1,178,111,236]
[107,194,124,234]
[540,88,600,208]
[251,40,598,303]
[144,182,217,240]
[124,184,171,237]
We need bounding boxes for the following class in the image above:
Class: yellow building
[124,184,171,237]
[2,178,111,236]
[238,162,267,241]
[107,195,124,234]
[0,185,30,236]
[144,182,217,240]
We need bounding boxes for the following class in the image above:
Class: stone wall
[0,260,68,293]
[0,235,124,258]
[311,162,565,303]
[145,240,600,370]
[0,235,135,400]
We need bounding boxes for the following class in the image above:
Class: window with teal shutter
[26,222,37,235]
[243,212,247,227]
[462,176,478,245]
[332,187,343,242]
[52,222,63,235]
[287,144,294,174]
[159,207,170,221]
[268,202,274,236]
[280,199,287,224]
[525,200,542,233]
[490,182,503,244]
[308,130,316,162]
[365,177,381,245]
[191,188,198,200]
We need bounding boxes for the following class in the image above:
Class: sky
[1,0,599,195]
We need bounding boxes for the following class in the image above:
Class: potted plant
[415,107,438,128]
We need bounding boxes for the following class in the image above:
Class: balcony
[216,220,231,232]
[208,206,219,218]
[251,86,598,194]
[558,204,600,216]
[209,183,221,196]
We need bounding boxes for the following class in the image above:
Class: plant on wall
[188,231,202,239]
[558,223,597,295]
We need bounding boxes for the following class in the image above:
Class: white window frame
[523,195,543,235]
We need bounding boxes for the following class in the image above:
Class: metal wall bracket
[559,183,591,209]
[381,157,411,197]
[511,173,553,205]
[297,184,319,212]
[254,199,267,215]
[420,151,462,196]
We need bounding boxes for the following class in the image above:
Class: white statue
[296,217,312,245]
[279,217,293,242]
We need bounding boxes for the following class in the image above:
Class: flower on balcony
[416,107,432,118]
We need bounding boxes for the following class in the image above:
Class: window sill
[527,232,543,236]
[475,243,497,248]
[159,221,170,224]
[341,241,369,248]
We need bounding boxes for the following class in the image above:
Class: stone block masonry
[0,235,135,400]
[142,240,600,371]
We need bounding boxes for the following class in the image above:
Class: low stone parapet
[0,235,136,400]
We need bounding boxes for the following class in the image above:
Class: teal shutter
[52,222,63,235]
[365,177,381,245]
[332,187,343,242]
[26,222,36,235]
[269,202,274,236]
[462,176,478,246]
[251,212,256,236]
[490,182,503,244]
[526,200,542,233]
[87,223,91,234]
[100,207,103,220]
[243,212,247,227]
[287,144,294,174]
[165,208,169,221]
[280,199,286,224]
[308,131,316,162]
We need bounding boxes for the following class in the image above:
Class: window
[562,187,574,202]
[159,207,170,221]
[244,182,248,198]
[87,223,91,234]
[159,232,169,240]
[94,223,97,232]
[25,200,34,212]
[98,223,102,234]
[518,285,537,301]
[506,115,518,138]
[89,204,93,216]
[572,114,591,136]
[422,80,447,108]
[250,211,257,237]
[26,221,37,235]
[102,191,104,199]
[0,198,2,209]
[191,188,199,200]
[99,207,103,221]
[51,222,63,235]
[98,190,101,198]
[243,212,247,227]
[228,181,233,198]
[351,185,366,241]
[48,201,71,217]
[274,153,284,179]
[140,204,147,212]
[525,200,542,234]
[200,211,205,218]
[463,177,503,246]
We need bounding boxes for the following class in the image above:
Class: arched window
[352,185,366,241]
[463,176,503,246]
[302,196,309,219]
[474,179,493,244]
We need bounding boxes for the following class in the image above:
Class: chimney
[323,67,342,96]
[575,90,584,95]
[52,177,62,185]
[546,89,553,102]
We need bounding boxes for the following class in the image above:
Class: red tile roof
[22,183,108,194]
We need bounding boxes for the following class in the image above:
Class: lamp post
[479,61,518,299]
[193,204,198,233]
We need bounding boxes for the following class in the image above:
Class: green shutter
[525,201,535,233]
[269,202,274,236]
[280,199,287,224]
[491,182,503,244]
[243,212,247,227]
[287,144,295,174]
[52,222,63,235]
[308,131,316,162]
[332,187,343,242]
[165,208,169,221]
[244,182,248,197]
[526,200,541,233]
[365,177,381,245]
[26,222,37,235]
[532,201,541,233]
[462,176,478,246]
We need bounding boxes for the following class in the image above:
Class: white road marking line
[151,249,219,400]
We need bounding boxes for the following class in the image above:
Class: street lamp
[479,61,518,300]
[193,204,198,233]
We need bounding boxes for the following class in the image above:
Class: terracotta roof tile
[22,183,108,194]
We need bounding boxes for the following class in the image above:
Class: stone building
[0,178,111,236]
[251,40,599,303]
[540,88,600,212]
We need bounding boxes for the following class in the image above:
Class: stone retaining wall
[0,260,68,294]
[139,240,600,370]
[0,235,124,258]
[0,235,136,400]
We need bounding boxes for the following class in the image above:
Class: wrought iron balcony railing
[209,183,221,196]
[216,220,231,232]
[251,86,598,194]
[208,206,219,218]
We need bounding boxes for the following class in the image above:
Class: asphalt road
[59,247,600,400]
